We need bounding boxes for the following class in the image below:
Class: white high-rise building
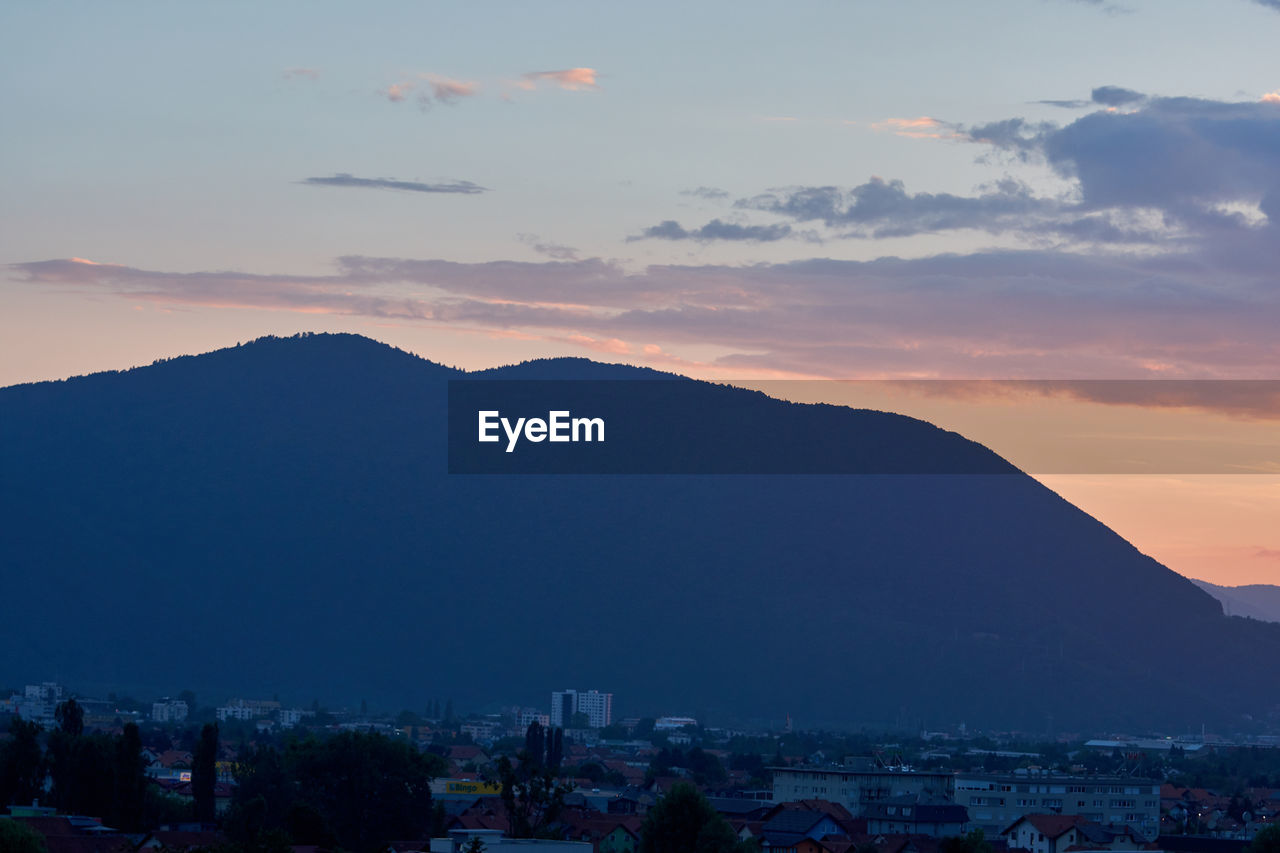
[549,689,612,729]
[151,699,189,723]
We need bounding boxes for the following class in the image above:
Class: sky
[2,0,1278,585]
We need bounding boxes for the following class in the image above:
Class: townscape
[5,682,1280,853]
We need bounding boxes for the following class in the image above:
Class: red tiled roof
[1006,814,1088,839]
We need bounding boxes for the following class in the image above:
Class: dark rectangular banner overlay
[448,380,1019,474]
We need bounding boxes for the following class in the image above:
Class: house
[559,813,643,853]
[866,795,968,837]
[1003,814,1145,853]
[758,809,847,851]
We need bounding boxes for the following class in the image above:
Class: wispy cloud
[1089,85,1146,106]
[13,230,1280,381]
[662,91,1280,247]
[382,73,481,107]
[17,88,1280,381]
[518,233,580,260]
[384,83,412,103]
[424,74,479,103]
[518,67,599,91]
[680,186,730,200]
[628,219,792,242]
[735,177,1083,240]
[302,174,488,194]
[283,67,319,81]
[871,116,961,139]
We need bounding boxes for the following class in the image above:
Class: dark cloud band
[302,173,488,194]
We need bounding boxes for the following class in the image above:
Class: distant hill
[1191,579,1280,624]
[2,332,1277,732]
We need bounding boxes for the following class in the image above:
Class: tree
[547,727,564,770]
[941,829,995,853]
[47,703,114,818]
[288,731,440,852]
[524,722,545,769]
[193,723,220,823]
[639,783,747,853]
[462,836,487,853]
[55,699,84,737]
[0,819,49,853]
[112,723,148,831]
[429,800,449,839]
[1248,825,1280,853]
[497,749,574,839]
[0,717,44,809]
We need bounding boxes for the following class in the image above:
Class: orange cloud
[519,68,599,92]
[1263,91,1280,104]
[425,74,479,102]
[564,334,631,355]
[871,116,958,139]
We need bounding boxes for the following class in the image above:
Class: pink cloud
[14,238,1280,382]
[519,67,599,92]
[384,82,412,102]
[563,334,631,355]
[425,74,479,103]
[870,116,959,139]
[1262,91,1280,104]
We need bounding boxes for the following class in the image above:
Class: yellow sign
[445,780,502,796]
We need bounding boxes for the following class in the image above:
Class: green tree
[55,699,84,737]
[547,728,564,770]
[0,818,49,853]
[429,800,449,839]
[288,731,440,852]
[941,830,995,853]
[497,751,574,839]
[0,717,45,808]
[111,723,148,831]
[524,722,545,769]
[47,704,114,820]
[192,723,220,823]
[639,783,747,853]
[1248,825,1280,853]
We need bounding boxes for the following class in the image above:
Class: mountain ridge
[3,332,1271,732]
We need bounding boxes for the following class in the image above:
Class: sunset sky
[2,0,1278,585]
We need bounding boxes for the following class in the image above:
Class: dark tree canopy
[193,723,220,823]
[639,783,749,853]
[1249,825,1280,853]
[0,819,49,853]
[225,731,445,853]
[0,717,44,809]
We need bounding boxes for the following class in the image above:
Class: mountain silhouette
[1192,579,1280,624]
[2,332,1275,733]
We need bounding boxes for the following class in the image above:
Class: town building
[215,698,280,722]
[954,771,1160,841]
[865,794,969,837]
[771,760,955,816]
[519,709,550,730]
[550,689,613,728]
[151,698,189,723]
[1002,814,1146,853]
